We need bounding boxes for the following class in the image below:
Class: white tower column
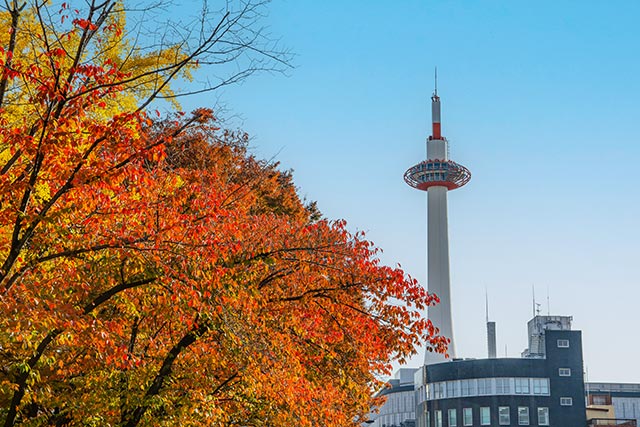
[425,185,455,364]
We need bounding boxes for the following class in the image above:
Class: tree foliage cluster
[0,1,446,426]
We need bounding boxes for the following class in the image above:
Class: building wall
[543,330,586,427]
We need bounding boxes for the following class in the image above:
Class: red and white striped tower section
[404,88,471,365]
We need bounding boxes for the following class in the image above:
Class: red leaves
[51,47,66,57]
[73,18,97,31]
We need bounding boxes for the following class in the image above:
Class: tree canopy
[0,1,447,426]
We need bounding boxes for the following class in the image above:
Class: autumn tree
[0,1,447,426]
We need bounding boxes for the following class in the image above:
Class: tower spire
[434,67,438,97]
[431,69,442,140]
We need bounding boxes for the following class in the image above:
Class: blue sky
[180,0,640,382]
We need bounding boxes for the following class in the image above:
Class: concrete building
[415,315,586,427]
[585,382,640,426]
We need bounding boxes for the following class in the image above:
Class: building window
[432,382,445,399]
[537,407,550,426]
[435,410,442,427]
[560,397,573,406]
[590,394,611,405]
[448,408,457,427]
[498,406,510,425]
[496,378,511,394]
[447,381,459,398]
[518,407,529,425]
[461,379,477,397]
[426,411,430,427]
[532,378,550,395]
[480,407,490,426]
[557,339,570,348]
[463,408,473,426]
[515,378,530,394]
[427,377,551,401]
[478,378,492,395]
[559,368,572,377]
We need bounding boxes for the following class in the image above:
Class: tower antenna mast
[434,67,438,96]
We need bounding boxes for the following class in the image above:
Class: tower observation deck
[404,86,470,365]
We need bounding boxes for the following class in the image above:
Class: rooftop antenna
[485,287,489,323]
[547,285,550,315]
[486,287,497,359]
[532,285,536,317]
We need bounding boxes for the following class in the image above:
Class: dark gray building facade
[414,316,586,427]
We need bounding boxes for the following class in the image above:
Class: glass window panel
[435,410,442,427]
[447,381,456,398]
[480,407,490,426]
[515,378,530,394]
[537,407,549,426]
[448,408,457,427]
[518,407,530,425]
[463,408,473,426]
[496,378,511,394]
[478,378,492,395]
[499,406,510,425]
[559,368,572,376]
[560,397,573,406]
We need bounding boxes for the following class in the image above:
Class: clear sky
[179,0,640,383]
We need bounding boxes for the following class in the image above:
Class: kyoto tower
[404,80,470,364]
